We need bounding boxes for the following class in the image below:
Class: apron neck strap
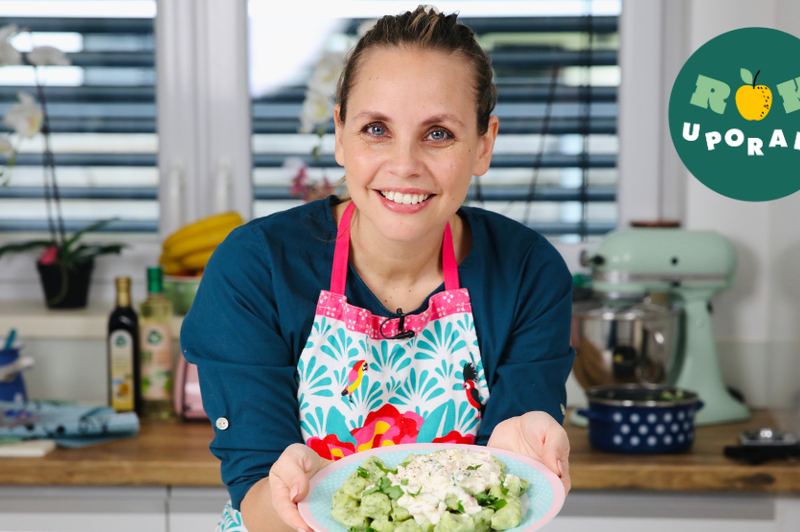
[330,201,460,295]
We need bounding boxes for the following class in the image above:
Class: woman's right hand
[269,443,331,531]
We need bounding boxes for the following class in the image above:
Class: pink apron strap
[330,201,356,295]
[329,201,461,294]
[442,222,459,292]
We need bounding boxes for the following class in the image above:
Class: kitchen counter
[0,410,798,491]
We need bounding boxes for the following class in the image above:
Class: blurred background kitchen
[0,0,798,531]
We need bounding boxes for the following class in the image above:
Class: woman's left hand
[487,411,571,495]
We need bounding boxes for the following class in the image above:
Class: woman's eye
[428,129,452,142]
[366,124,386,136]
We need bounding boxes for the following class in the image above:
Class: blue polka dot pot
[577,385,704,454]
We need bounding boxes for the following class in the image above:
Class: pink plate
[298,443,566,532]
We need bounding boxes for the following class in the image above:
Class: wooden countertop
[0,410,798,491]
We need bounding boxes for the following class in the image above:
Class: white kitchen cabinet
[168,486,229,532]
[0,486,798,532]
[0,486,168,532]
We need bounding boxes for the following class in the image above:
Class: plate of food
[297,443,565,532]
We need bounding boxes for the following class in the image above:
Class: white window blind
[250,1,619,242]
[0,0,158,233]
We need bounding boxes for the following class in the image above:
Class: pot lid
[586,384,700,407]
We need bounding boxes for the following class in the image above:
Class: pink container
[174,354,208,420]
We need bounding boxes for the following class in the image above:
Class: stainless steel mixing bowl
[571,298,681,389]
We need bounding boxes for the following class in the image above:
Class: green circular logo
[669,27,800,201]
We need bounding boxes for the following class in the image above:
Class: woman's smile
[375,188,436,213]
[334,45,498,244]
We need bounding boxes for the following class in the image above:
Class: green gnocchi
[330,450,530,532]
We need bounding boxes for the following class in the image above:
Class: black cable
[379,308,416,340]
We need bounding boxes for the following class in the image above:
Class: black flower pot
[36,259,94,309]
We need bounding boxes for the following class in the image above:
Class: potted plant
[0,219,125,309]
[0,25,126,308]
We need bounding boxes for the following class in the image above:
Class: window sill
[0,300,183,341]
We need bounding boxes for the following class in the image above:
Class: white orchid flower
[4,92,43,138]
[0,42,21,66]
[27,45,71,67]
[0,137,14,156]
[0,24,19,43]
[299,89,333,134]
[307,51,346,96]
[0,25,22,66]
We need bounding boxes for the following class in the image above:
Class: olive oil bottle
[107,277,141,413]
[139,266,175,419]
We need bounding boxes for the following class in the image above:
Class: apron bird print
[341,359,369,403]
[462,362,485,417]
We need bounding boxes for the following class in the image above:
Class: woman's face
[334,46,498,243]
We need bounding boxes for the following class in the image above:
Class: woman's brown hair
[335,5,497,136]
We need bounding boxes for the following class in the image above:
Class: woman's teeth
[380,190,432,205]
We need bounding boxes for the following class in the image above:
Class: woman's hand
[487,411,571,495]
[268,444,332,531]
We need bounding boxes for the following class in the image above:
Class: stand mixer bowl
[571,298,681,389]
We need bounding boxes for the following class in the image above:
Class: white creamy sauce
[386,449,520,526]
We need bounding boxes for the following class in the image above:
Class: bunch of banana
[159,212,244,275]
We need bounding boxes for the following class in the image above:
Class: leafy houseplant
[0,25,125,309]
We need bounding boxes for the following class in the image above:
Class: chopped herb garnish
[466,465,481,470]
[486,499,508,511]
[457,500,465,513]
[375,462,398,475]
[362,484,380,496]
[384,485,404,500]
[401,478,409,486]
[408,486,422,496]
[357,466,371,479]
[500,484,509,496]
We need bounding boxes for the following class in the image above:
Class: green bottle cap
[147,266,163,294]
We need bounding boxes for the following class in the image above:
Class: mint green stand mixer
[574,228,750,426]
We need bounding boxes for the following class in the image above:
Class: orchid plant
[288,20,378,202]
[0,25,124,268]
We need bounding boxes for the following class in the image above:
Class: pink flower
[306,433,356,461]
[39,245,58,265]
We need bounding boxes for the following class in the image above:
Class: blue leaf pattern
[295,308,489,456]
[388,368,444,409]
[296,356,333,399]
[415,320,467,361]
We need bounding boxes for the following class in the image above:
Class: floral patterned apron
[217,201,490,531]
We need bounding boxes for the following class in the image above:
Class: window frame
[0,0,679,300]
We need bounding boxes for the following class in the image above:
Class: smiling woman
[181,6,575,532]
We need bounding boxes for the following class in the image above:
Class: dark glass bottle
[108,276,141,414]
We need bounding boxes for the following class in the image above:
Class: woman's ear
[473,115,499,177]
[334,104,345,167]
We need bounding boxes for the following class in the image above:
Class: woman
[182,6,575,532]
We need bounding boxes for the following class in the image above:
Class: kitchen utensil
[3,329,15,350]
[577,384,704,454]
[297,443,565,532]
[574,227,748,426]
[572,299,680,389]
[723,428,800,464]
[0,340,31,402]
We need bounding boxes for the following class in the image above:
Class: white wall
[681,0,800,409]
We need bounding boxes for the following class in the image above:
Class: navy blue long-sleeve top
[180,196,575,510]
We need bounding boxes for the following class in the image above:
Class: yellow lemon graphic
[735,68,771,120]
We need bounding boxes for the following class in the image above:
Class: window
[0,0,158,233]
[249,0,620,242]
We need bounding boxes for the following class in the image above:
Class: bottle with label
[139,266,175,419]
[108,277,141,413]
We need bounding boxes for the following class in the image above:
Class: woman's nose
[386,137,423,179]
